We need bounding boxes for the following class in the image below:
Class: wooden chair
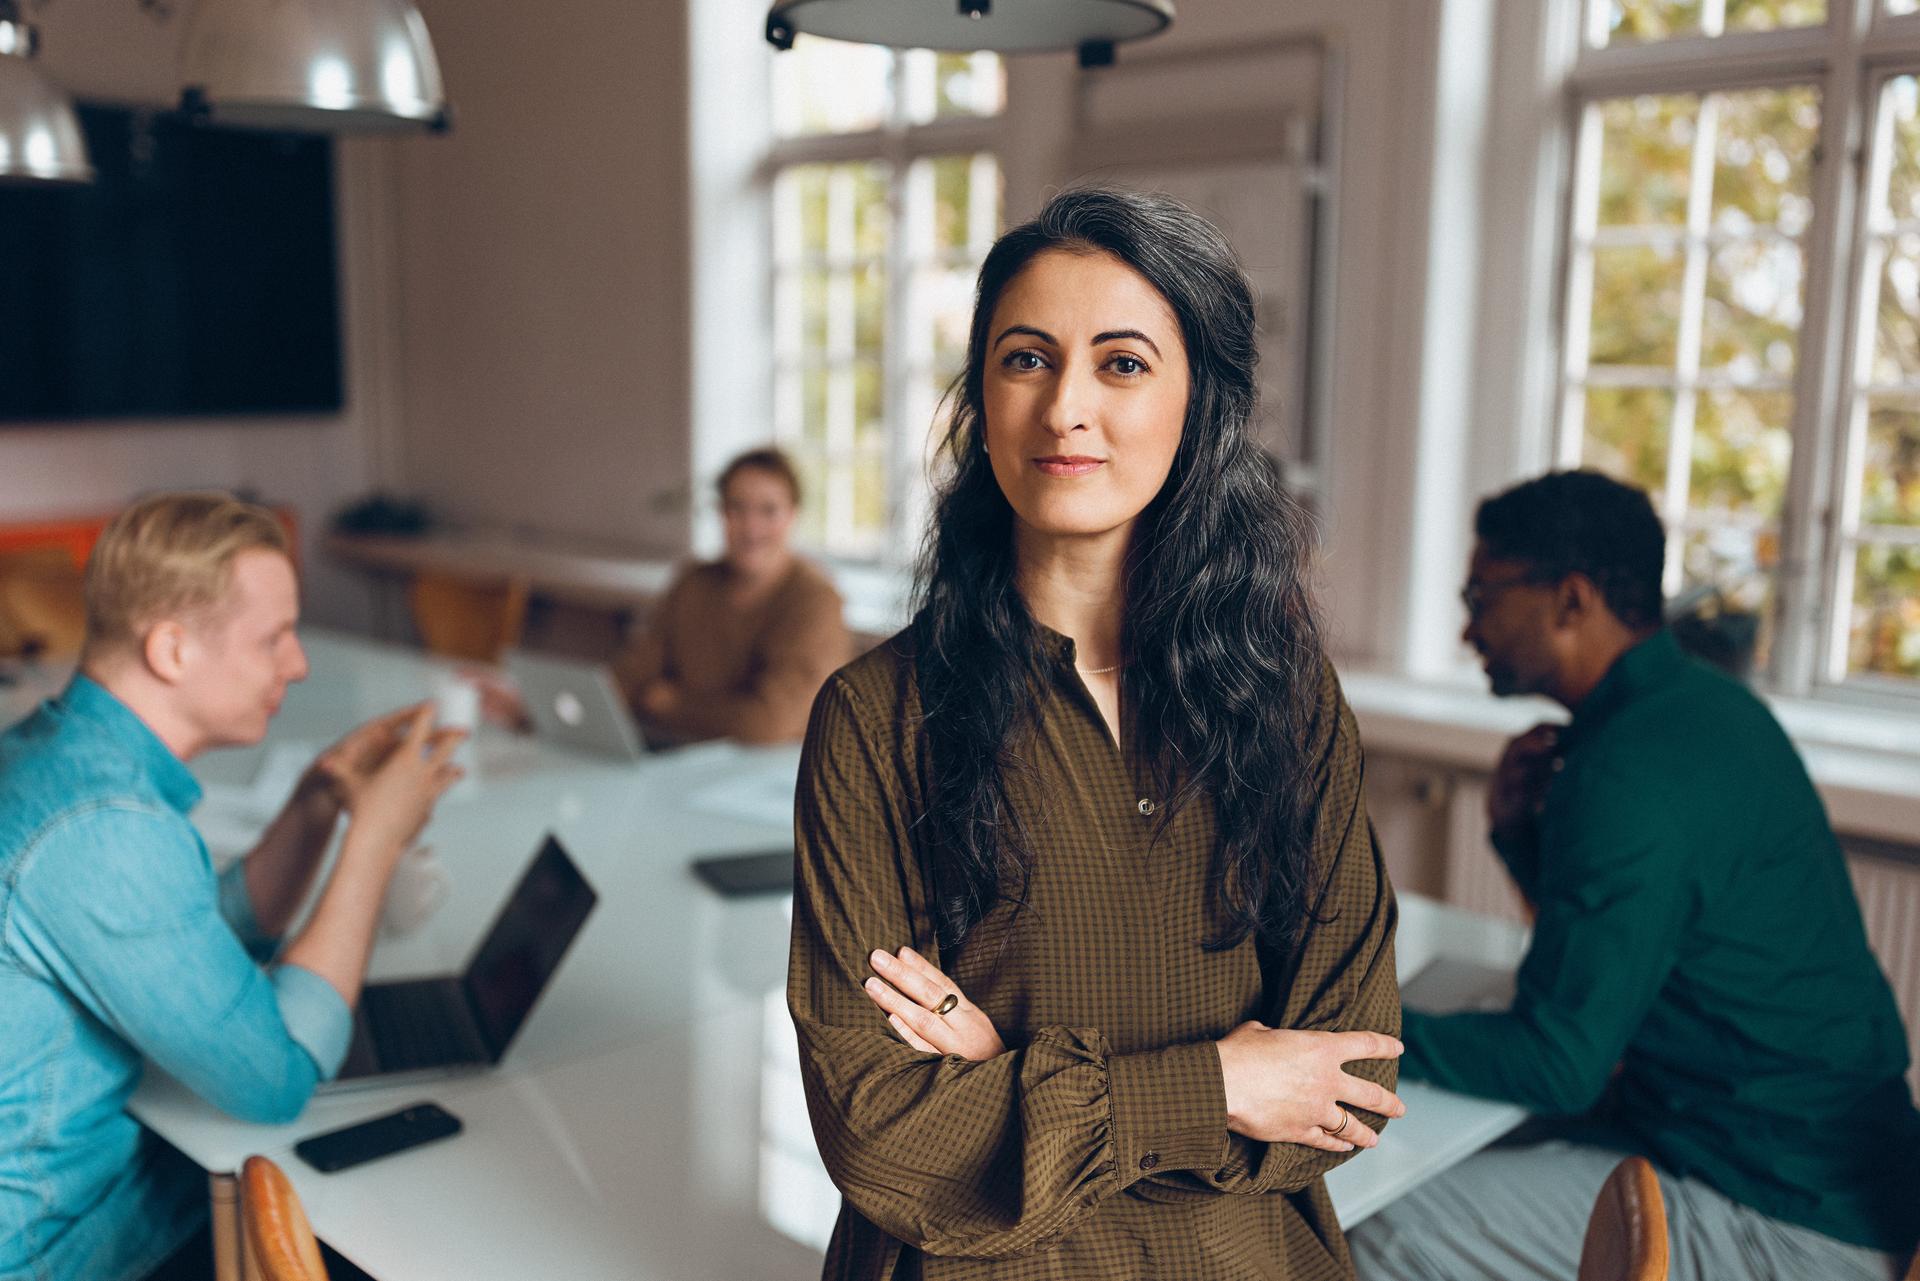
[0,548,87,659]
[1577,1155,1669,1281]
[210,1158,329,1281]
[408,570,531,662]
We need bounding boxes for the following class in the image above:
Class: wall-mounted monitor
[1,103,343,422]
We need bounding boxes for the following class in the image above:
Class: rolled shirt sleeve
[11,803,351,1124]
[216,856,278,961]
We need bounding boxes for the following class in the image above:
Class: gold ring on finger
[934,993,959,1017]
[1327,1110,1352,1139]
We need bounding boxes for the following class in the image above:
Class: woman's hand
[1214,1022,1406,1152]
[862,946,1006,1060]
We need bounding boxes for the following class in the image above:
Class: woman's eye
[1005,350,1046,371]
[1109,355,1147,376]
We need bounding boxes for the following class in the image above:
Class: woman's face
[981,248,1190,544]
[720,467,797,577]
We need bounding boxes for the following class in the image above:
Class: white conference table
[4,632,1530,1279]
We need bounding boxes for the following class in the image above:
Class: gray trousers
[1347,1133,1908,1281]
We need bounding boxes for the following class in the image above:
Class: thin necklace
[1078,661,1123,676]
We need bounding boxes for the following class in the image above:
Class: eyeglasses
[1460,573,1547,621]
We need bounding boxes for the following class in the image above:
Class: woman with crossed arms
[789,187,1404,1281]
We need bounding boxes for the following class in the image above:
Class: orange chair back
[409,571,531,662]
[1577,1155,1669,1281]
[0,548,88,659]
[240,1156,329,1281]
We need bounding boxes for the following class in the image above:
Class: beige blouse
[613,556,850,745]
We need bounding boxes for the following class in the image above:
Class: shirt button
[1138,1152,1159,1170]
[1137,798,1156,816]
[1550,757,1566,773]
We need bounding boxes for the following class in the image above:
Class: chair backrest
[0,548,87,659]
[409,570,531,662]
[240,1155,330,1281]
[1577,1155,1669,1281]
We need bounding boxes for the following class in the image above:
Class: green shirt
[1403,629,1919,1253]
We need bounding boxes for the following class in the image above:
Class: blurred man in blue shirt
[0,493,465,1281]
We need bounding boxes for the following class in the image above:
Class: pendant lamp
[765,0,1173,61]
[0,0,91,183]
[178,0,449,133]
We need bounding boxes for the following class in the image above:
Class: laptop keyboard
[360,981,489,1072]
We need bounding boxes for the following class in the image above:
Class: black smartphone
[293,1102,463,1174]
[690,849,794,897]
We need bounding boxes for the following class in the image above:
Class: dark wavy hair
[911,187,1326,954]
[1474,470,1665,630]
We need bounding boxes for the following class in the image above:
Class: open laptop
[329,835,598,1085]
[505,650,646,761]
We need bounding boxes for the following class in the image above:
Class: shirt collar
[1032,621,1079,669]
[1568,628,1685,739]
[60,673,204,816]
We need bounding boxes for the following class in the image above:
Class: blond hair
[83,492,291,654]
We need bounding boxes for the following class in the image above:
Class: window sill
[1340,667,1920,849]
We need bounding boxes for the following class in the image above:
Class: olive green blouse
[788,628,1400,1281]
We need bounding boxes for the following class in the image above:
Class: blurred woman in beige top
[614,448,852,745]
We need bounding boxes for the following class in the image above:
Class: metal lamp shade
[178,0,448,133]
[766,0,1173,53]
[0,19,91,183]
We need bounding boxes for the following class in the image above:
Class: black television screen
[1,103,343,422]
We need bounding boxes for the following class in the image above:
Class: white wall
[8,0,403,630]
[386,0,693,557]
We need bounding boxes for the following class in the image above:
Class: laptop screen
[461,835,599,1059]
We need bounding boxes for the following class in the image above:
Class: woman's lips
[1033,456,1105,477]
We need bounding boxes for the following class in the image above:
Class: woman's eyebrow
[1092,329,1162,358]
[993,324,1057,348]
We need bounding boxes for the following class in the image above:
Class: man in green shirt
[1351,471,1919,1280]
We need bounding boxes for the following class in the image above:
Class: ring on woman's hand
[933,993,960,1017]
[1326,1110,1352,1140]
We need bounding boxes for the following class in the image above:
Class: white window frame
[763,51,1003,564]
[1555,0,1920,707]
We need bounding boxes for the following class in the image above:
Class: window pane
[1702,237,1802,375]
[1582,386,1673,494]
[1590,244,1685,365]
[1593,0,1823,43]
[1723,0,1826,31]
[1691,389,1793,516]
[1598,96,1696,226]
[1598,0,1708,43]
[1713,85,1818,234]
[1863,403,1920,525]
[1871,233,1920,385]
[1847,540,1920,679]
[1678,522,1780,674]
[772,36,890,139]
[900,50,1004,125]
[1882,77,1920,226]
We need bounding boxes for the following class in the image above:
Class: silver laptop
[328,835,598,1087]
[506,650,646,761]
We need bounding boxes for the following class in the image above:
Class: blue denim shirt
[0,676,352,1281]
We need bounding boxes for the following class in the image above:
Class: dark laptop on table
[329,835,598,1085]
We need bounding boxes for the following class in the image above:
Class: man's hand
[1488,723,1562,837]
[296,704,430,820]
[337,706,466,874]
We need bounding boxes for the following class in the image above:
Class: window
[767,39,1005,559]
[1558,0,1920,696]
